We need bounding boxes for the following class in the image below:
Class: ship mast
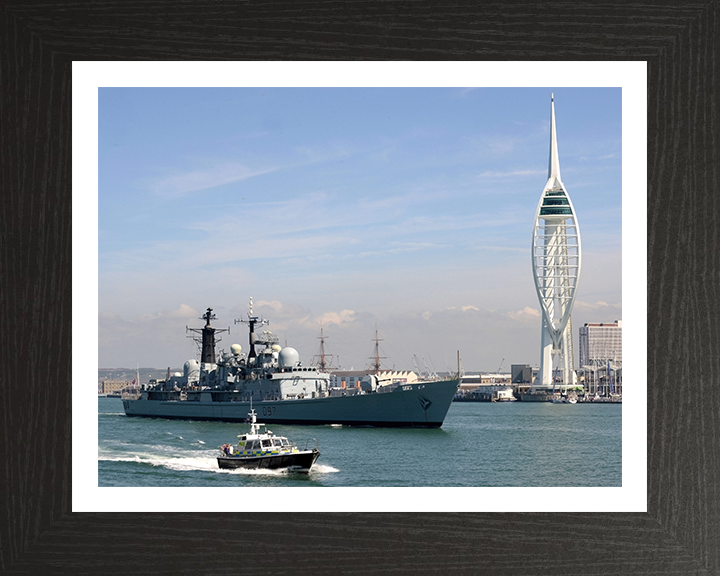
[314,322,334,372]
[186,308,229,364]
[235,297,269,360]
[370,324,386,375]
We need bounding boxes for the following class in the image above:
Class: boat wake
[99,451,219,472]
[220,463,338,476]
[99,450,338,475]
[309,464,338,474]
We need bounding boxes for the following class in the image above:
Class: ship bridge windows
[261,439,273,448]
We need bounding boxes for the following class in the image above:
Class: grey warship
[122,300,460,427]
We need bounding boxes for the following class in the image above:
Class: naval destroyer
[122,300,459,427]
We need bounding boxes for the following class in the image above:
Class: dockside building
[578,320,622,367]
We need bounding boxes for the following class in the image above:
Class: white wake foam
[99,448,339,475]
[311,464,339,474]
[99,452,218,472]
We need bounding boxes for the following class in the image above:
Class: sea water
[98,397,621,487]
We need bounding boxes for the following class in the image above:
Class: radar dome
[183,359,200,379]
[278,347,300,369]
[231,344,243,356]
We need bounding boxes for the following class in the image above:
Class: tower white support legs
[539,318,554,386]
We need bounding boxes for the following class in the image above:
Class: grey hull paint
[123,379,459,428]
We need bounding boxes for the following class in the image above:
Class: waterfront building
[531,95,582,391]
[459,375,483,391]
[480,372,511,384]
[578,320,622,367]
[99,379,129,395]
[579,362,623,396]
[579,321,622,395]
[457,385,516,402]
[511,364,533,384]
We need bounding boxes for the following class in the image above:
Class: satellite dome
[231,343,243,356]
[278,347,300,368]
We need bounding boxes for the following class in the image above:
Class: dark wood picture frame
[1,2,718,574]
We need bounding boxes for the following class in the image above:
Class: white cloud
[137,304,200,322]
[168,304,200,318]
[507,306,541,321]
[253,299,283,312]
[316,310,357,326]
[150,161,278,198]
[99,294,625,374]
[574,300,622,312]
[99,306,201,368]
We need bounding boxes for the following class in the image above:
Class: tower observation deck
[531,95,582,390]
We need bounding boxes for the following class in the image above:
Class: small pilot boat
[217,408,319,473]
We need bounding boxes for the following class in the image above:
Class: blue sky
[98,87,622,372]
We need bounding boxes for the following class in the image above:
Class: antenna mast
[234,297,269,360]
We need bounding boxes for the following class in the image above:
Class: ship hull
[123,379,459,428]
[217,449,320,472]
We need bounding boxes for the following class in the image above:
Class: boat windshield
[281,438,290,446]
[272,439,283,447]
[261,439,272,448]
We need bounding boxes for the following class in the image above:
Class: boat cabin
[238,436,292,451]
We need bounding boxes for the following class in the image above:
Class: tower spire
[548,94,562,183]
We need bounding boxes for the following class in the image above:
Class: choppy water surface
[98,397,621,487]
